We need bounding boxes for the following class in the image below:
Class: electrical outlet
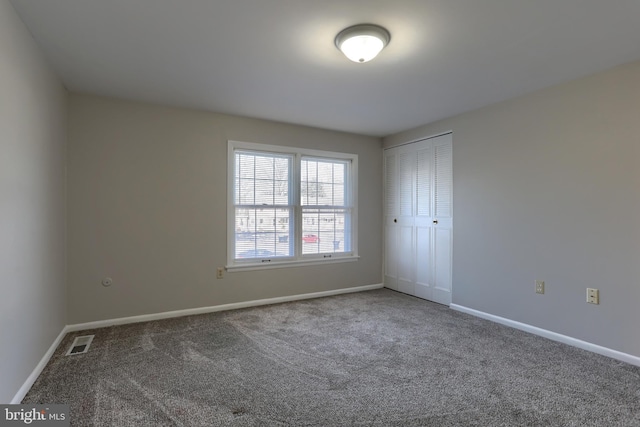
[586,288,599,304]
[216,267,224,279]
[535,280,545,294]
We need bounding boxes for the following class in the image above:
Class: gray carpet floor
[24,289,640,426]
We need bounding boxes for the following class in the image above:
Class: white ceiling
[10,0,640,137]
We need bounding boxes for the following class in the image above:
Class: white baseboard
[11,327,70,404]
[450,304,640,367]
[66,283,384,332]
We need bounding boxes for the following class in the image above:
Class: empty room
[2,0,640,425]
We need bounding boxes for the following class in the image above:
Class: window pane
[274,157,290,205]
[302,208,349,254]
[254,156,274,180]
[274,180,288,205]
[333,183,345,205]
[317,162,333,183]
[237,153,255,178]
[235,207,293,259]
[255,179,274,205]
[317,181,332,206]
[333,163,345,184]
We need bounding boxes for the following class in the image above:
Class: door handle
[433,219,438,224]
[394,219,397,223]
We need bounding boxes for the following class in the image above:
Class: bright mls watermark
[0,405,69,426]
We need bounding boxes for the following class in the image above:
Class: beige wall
[384,60,640,357]
[67,94,383,324]
[0,0,68,403]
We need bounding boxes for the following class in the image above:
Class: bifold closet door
[384,133,452,305]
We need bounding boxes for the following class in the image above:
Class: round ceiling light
[335,24,390,63]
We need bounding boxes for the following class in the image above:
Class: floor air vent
[65,335,94,356]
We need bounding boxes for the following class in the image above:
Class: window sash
[234,150,293,206]
[233,150,294,261]
[234,207,294,260]
[300,156,349,208]
[301,207,352,256]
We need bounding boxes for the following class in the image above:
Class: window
[301,157,350,255]
[227,141,358,270]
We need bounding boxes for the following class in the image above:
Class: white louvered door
[384,133,452,305]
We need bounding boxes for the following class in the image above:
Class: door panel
[385,153,398,217]
[416,147,432,217]
[434,141,452,219]
[415,226,432,299]
[384,224,398,290]
[397,225,414,295]
[433,135,453,305]
[398,152,414,218]
[433,227,452,305]
[383,152,398,290]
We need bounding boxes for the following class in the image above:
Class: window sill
[226,255,359,272]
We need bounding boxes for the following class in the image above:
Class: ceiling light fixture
[335,24,390,63]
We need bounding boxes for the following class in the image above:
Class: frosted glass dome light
[335,24,390,63]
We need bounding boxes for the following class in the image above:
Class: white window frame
[226,140,359,272]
